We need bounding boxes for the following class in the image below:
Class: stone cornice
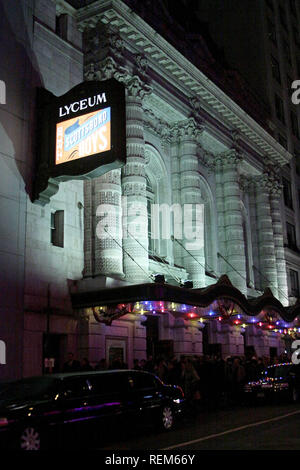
[76,0,292,167]
[56,0,77,17]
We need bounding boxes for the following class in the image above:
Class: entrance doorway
[142,315,159,360]
[43,333,67,373]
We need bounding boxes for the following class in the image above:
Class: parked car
[244,362,300,404]
[0,369,185,450]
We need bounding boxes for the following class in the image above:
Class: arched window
[146,175,155,255]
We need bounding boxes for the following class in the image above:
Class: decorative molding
[125,75,153,100]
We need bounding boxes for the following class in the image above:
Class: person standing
[62,352,81,372]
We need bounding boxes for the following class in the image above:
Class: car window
[0,377,59,400]
[61,377,91,398]
[88,374,127,394]
[127,373,158,391]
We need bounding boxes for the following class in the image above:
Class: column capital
[84,56,130,82]
[125,75,153,100]
[220,148,243,167]
[177,118,204,142]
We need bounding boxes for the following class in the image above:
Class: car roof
[49,369,152,380]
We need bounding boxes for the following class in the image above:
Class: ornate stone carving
[84,56,130,83]
[134,54,149,79]
[177,117,203,142]
[125,75,152,100]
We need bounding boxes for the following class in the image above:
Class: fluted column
[222,150,247,294]
[94,170,123,276]
[170,124,183,268]
[179,118,205,287]
[270,184,289,305]
[215,156,226,276]
[83,23,128,278]
[83,170,124,277]
[122,76,152,282]
[255,175,278,297]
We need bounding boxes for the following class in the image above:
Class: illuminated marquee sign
[34,79,125,205]
[55,107,111,165]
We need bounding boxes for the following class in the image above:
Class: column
[83,23,127,278]
[170,124,183,268]
[270,184,289,305]
[179,118,205,288]
[222,150,247,294]
[93,170,123,276]
[215,155,226,276]
[255,175,278,297]
[122,76,152,282]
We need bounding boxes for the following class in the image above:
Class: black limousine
[244,362,300,404]
[0,369,185,450]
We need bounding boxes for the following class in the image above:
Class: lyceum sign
[33,79,126,205]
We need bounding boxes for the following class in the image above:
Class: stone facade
[0,0,296,380]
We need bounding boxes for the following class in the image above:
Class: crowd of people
[63,351,291,410]
[130,354,290,409]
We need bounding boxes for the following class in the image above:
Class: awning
[71,275,300,324]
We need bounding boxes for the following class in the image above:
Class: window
[265,0,274,11]
[271,55,281,83]
[268,19,277,43]
[51,210,64,247]
[62,378,91,399]
[290,269,299,297]
[293,27,300,47]
[286,222,297,249]
[55,14,68,40]
[283,177,294,209]
[283,40,292,65]
[275,94,285,123]
[279,6,287,30]
[291,111,299,138]
[278,133,288,149]
[290,0,297,17]
[129,372,158,391]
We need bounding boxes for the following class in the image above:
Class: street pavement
[96,402,300,451]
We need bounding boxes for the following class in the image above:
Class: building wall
[0,0,296,379]
[0,0,38,381]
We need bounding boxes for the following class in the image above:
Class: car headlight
[0,418,8,427]
[173,398,184,404]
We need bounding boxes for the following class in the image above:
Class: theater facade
[4,0,300,379]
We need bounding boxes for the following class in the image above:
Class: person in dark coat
[62,352,81,372]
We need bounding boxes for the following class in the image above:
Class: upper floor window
[265,0,274,11]
[283,40,292,65]
[289,269,299,297]
[291,111,299,138]
[55,14,68,41]
[271,55,281,83]
[275,94,285,123]
[279,6,287,30]
[290,0,297,17]
[51,210,64,248]
[282,177,293,209]
[268,19,277,44]
[286,221,297,250]
[278,133,288,149]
